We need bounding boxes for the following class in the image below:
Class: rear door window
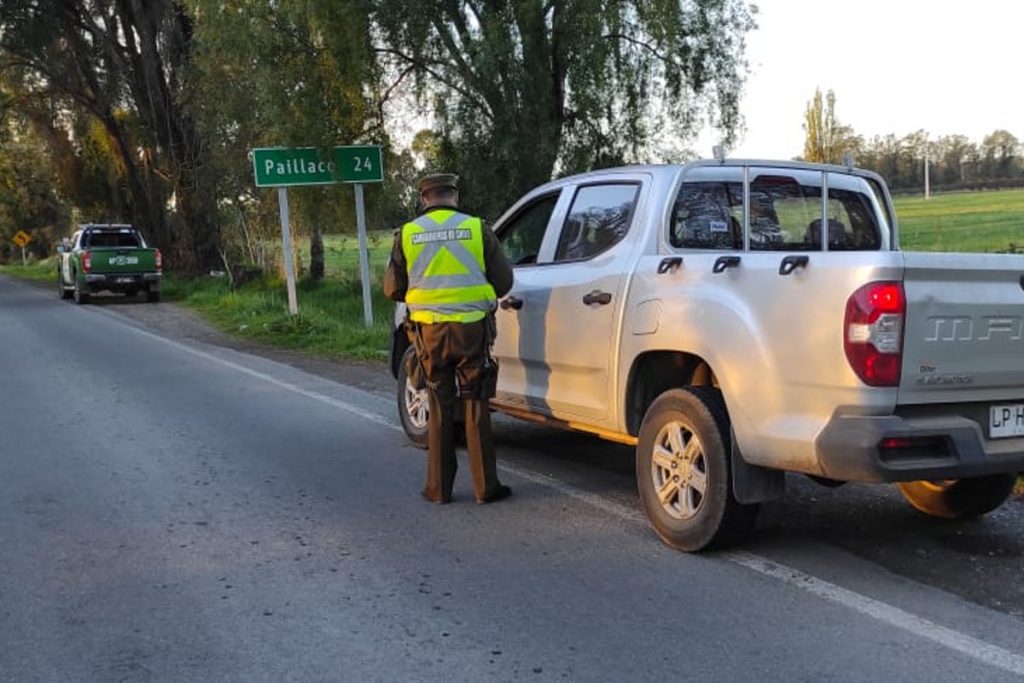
[554,184,639,262]
[671,181,743,250]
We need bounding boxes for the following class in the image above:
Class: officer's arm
[482,226,513,298]
[382,230,408,302]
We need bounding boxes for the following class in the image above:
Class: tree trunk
[310,227,324,282]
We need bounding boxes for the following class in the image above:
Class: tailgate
[89,248,157,274]
[899,251,1024,405]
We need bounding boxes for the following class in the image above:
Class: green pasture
[894,189,1024,253]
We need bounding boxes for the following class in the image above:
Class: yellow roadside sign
[12,230,31,248]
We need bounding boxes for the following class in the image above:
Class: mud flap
[731,431,786,504]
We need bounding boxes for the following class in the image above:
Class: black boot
[476,484,512,505]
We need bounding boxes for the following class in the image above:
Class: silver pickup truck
[392,159,1024,551]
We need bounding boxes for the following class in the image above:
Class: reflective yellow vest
[401,209,497,324]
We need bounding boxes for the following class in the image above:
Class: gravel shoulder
[82,291,396,399]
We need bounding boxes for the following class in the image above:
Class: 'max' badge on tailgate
[109,255,139,266]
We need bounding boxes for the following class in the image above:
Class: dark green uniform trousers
[416,320,502,503]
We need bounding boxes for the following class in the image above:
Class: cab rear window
[748,173,881,251]
[83,231,141,248]
[671,171,883,252]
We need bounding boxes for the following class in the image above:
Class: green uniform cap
[418,173,459,194]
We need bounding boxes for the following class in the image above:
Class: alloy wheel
[651,420,708,520]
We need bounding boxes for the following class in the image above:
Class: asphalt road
[2,274,1024,682]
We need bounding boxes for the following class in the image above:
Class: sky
[698,0,1024,159]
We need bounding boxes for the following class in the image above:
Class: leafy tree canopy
[372,0,757,217]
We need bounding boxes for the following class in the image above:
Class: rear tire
[897,475,1016,519]
[73,277,88,305]
[636,387,759,552]
[146,289,160,303]
[397,346,429,449]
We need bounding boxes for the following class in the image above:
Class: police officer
[384,173,514,504]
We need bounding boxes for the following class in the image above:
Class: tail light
[154,249,162,271]
[844,281,905,386]
[82,251,92,273]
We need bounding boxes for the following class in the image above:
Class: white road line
[728,552,1024,677]
[494,461,649,524]
[85,298,1024,677]
[115,320,402,433]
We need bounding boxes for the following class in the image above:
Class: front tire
[897,475,1016,519]
[58,270,72,299]
[397,346,429,449]
[636,387,759,552]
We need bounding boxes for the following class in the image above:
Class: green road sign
[252,146,383,187]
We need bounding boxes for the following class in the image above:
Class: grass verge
[2,257,57,283]
[163,273,393,363]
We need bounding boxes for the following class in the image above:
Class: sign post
[11,230,31,265]
[277,187,299,315]
[251,146,383,322]
[353,183,372,326]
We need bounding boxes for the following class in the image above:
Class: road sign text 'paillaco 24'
[252,146,383,187]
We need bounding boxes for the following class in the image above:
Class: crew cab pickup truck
[392,160,1024,551]
[57,224,162,304]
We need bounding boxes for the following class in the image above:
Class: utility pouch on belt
[480,357,498,400]
[480,312,499,399]
[404,318,428,391]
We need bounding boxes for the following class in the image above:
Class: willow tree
[187,0,420,278]
[0,0,222,272]
[372,0,757,218]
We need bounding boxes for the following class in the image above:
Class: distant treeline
[853,129,1023,193]
[802,90,1021,193]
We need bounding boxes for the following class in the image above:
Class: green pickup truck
[57,224,162,303]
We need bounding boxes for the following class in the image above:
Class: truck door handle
[500,296,523,311]
[582,290,612,306]
[713,256,741,273]
[657,257,683,274]
[778,255,809,276]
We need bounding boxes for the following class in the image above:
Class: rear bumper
[816,411,1024,483]
[85,272,160,292]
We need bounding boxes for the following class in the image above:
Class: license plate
[989,404,1024,438]
[109,256,139,266]
[115,276,136,284]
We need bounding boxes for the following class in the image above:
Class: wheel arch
[624,350,719,436]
